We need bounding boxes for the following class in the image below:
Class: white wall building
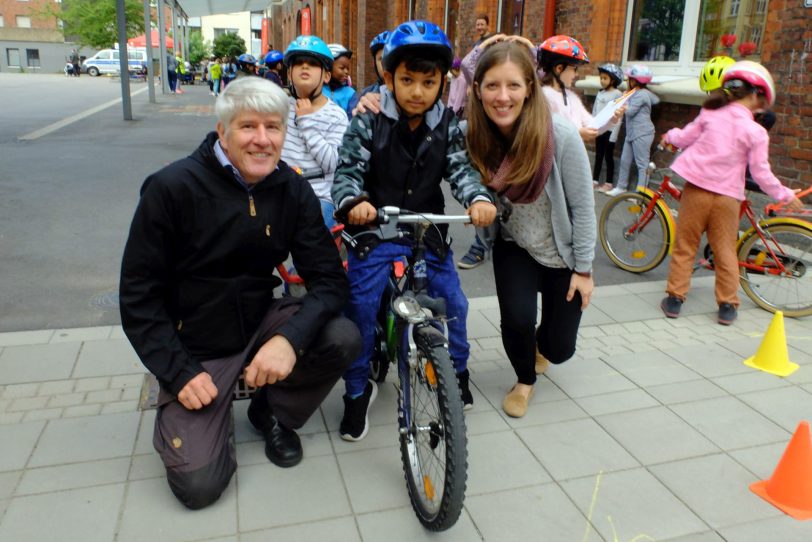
[192,11,263,58]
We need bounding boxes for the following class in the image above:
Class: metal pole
[158,0,169,93]
[143,0,155,103]
[184,18,190,62]
[116,0,133,120]
[171,3,178,56]
[496,0,503,33]
[443,0,449,33]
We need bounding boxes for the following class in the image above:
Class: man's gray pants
[152,298,360,509]
[616,133,655,191]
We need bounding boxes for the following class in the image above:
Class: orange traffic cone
[750,420,812,520]
[742,311,799,377]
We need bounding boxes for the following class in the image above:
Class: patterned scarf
[485,119,555,204]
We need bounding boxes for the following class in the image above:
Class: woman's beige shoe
[502,385,535,418]
[535,350,549,375]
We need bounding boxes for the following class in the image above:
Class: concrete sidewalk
[1,277,811,542]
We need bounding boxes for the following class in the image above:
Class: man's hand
[467,201,497,227]
[347,201,378,225]
[244,335,297,388]
[178,372,218,410]
[353,92,381,115]
[295,98,315,117]
[579,126,599,142]
[567,273,594,310]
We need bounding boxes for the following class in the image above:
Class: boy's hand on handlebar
[347,201,378,225]
[467,201,497,227]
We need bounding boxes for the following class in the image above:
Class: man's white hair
[214,77,289,129]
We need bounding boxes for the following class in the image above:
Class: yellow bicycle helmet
[699,55,735,92]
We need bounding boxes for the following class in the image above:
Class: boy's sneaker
[660,296,683,318]
[457,244,486,269]
[598,184,614,193]
[339,380,378,442]
[718,303,737,325]
[605,186,625,197]
[457,369,473,411]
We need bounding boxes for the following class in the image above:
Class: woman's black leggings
[593,131,616,184]
[493,237,583,385]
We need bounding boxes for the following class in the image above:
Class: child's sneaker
[718,303,737,325]
[660,296,683,318]
[605,186,625,197]
[598,184,614,193]
[457,369,473,411]
[339,380,378,441]
[457,244,486,269]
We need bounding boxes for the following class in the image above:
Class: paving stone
[659,532,725,542]
[132,410,157,455]
[111,374,146,389]
[0,471,21,500]
[0,412,24,425]
[1,383,40,399]
[101,400,139,414]
[49,326,112,343]
[46,392,85,408]
[28,412,140,467]
[465,431,551,495]
[74,376,111,392]
[501,398,590,429]
[602,350,701,388]
[243,517,361,542]
[665,343,753,378]
[36,380,74,396]
[128,453,165,481]
[109,326,127,340]
[238,457,349,531]
[728,441,789,481]
[15,457,130,496]
[0,342,80,384]
[646,379,728,405]
[464,484,603,542]
[545,357,637,398]
[62,404,103,418]
[118,477,237,542]
[463,409,511,435]
[0,330,54,347]
[470,369,566,411]
[560,468,707,542]
[85,388,122,404]
[22,408,63,422]
[717,514,812,541]
[574,388,660,416]
[597,406,720,465]
[650,453,781,529]
[357,505,481,541]
[334,446,411,514]
[0,484,124,542]
[711,371,793,395]
[517,418,639,480]
[737,386,812,433]
[72,339,143,378]
[8,396,48,412]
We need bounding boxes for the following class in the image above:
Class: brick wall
[0,0,59,30]
[760,4,812,187]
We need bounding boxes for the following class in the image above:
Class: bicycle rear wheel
[599,192,671,273]
[399,326,467,531]
[738,223,812,317]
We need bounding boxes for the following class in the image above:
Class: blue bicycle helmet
[597,63,624,86]
[382,20,453,74]
[238,53,257,65]
[264,50,283,66]
[284,35,333,71]
[369,30,390,55]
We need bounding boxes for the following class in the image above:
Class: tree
[189,30,211,66]
[39,0,145,49]
[213,33,247,59]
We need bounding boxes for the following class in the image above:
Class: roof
[176,0,271,17]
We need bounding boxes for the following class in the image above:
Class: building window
[624,0,767,74]
[16,16,32,28]
[26,49,40,68]
[7,48,21,67]
[213,28,238,39]
[755,0,767,14]
[0,16,4,27]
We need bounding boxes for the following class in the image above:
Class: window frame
[16,15,32,28]
[25,48,40,68]
[7,48,21,67]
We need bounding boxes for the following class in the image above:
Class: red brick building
[269,0,811,187]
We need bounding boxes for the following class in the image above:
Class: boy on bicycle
[332,20,497,441]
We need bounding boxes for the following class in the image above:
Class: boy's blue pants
[343,241,470,397]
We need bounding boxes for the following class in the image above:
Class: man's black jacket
[120,132,348,395]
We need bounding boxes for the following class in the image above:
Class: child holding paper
[593,63,624,191]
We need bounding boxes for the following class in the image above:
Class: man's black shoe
[247,394,303,468]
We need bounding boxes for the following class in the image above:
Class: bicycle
[337,205,475,531]
[599,152,812,317]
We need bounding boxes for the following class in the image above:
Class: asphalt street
[0,73,683,332]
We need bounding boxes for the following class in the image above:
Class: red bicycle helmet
[723,60,775,106]
[538,35,589,69]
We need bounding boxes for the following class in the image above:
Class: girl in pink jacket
[659,61,802,326]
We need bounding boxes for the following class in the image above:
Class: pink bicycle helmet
[722,60,775,106]
[626,64,653,84]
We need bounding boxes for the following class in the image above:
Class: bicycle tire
[399,326,467,531]
[738,222,812,317]
[599,192,671,273]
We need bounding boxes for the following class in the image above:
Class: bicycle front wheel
[599,192,671,273]
[399,326,467,531]
[738,223,812,317]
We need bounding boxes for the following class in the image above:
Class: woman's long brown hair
[465,41,550,186]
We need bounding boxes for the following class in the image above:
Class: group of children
[255,21,798,437]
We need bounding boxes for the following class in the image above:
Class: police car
[82,48,147,76]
